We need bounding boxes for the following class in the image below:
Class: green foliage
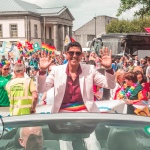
[117,0,150,18]
[106,18,150,33]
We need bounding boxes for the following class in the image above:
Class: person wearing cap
[0,62,12,107]
[6,63,38,116]
[127,59,135,72]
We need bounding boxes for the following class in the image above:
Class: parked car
[0,113,150,150]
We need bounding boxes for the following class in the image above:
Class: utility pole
[94,16,97,38]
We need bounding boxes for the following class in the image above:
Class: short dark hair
[124,72,137,83]
[66,42,82,52]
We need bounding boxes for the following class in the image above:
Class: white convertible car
[0,113,150,150]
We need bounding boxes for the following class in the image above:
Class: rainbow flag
[60,101,87,111]
[42,43,56,52]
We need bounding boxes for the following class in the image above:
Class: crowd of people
[0,42,150,116]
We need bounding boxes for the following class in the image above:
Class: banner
[0,100,149,117]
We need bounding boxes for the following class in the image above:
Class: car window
[0,120,150,150]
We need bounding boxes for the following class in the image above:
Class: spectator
[1,55,7,62]
[140,58,147,75]
[9,57,15,73]
[114,72,144,114]
[121,61,128,72]
[110,69,125,100]
[127,54,132,61]
[146,57,150,82]
[111,58,117,72]
[6,63,38,116]
[134,55,139,66]
[85,54,89,64]
[29,54,39,70]
[115,58,122,70]
[135,70,148,100]
[0,62,12,107]
[127,59,135,72]
[24,58,30,75]
[133,65,143,74]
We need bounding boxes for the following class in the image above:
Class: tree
[117,0,150,18]
[106,18,150,33]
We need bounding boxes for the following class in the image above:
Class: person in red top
[135,70,149,100]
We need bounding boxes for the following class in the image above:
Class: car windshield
[0,115,150,150]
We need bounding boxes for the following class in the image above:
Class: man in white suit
[37,42,115,150]
[37,42,115,112]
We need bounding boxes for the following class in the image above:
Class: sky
[23,0,139,31]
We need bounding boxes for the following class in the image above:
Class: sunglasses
[3,68,9,71]
[67,51,82,56]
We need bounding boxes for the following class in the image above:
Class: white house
[0,0,74,51]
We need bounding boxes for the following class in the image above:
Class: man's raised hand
[39,50,53,70]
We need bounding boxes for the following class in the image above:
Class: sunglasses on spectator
[3,68,9,71]
[67,51,82,56]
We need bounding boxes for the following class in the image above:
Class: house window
[0,25,2,38]
[34,24,38,38]
[10,24,18,38]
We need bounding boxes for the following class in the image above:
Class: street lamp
[94,17,97,38]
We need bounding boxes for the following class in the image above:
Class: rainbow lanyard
[60,101,86,111]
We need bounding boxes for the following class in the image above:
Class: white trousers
[59,131,101,150]
[59,110,101,150]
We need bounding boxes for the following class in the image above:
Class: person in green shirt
[0,62,12,107]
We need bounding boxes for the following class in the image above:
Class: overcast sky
[23,0,138,31]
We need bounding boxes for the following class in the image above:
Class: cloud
[22,0,136,30]
[23,0,87,8]
[118,6,140,20]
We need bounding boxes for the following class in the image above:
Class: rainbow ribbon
[60,101,87,111]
